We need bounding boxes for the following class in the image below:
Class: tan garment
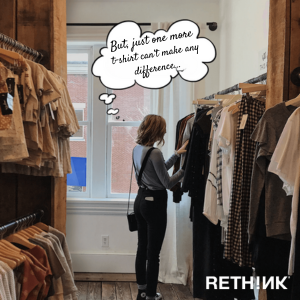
[26,60,61,107]
[0,70,29,161]
[20,61,39,122]
[0,66,12,131]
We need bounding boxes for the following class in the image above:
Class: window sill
[67,198,135,215]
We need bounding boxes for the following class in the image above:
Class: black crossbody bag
[127,147,155,232]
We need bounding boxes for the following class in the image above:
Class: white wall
[66,0,219,24]
[66,0,220,273]
[67,0,221,98]
[218,0,269,91]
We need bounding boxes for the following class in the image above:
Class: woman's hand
[177,140,189,155]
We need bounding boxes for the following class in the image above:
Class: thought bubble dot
[107,108,119,115]
[99,93,116,105]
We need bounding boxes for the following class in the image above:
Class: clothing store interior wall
[66,0,269,274]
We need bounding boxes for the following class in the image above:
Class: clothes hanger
[0,255,17,269]
[17,217,38,238]
[5,220,36,249]
[26,215,43,234]
[0,226,26,266]
[214,95,236,100]
[34,211,49,232]
[285,94,300,106]
[239,83,266,94]
[222,94,242,107]
[193,99,220,105]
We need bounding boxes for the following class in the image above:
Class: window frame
[67,47,93,198]
[67,41,151,200]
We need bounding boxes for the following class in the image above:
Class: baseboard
[71,252,136,273]
[74,272,136,282]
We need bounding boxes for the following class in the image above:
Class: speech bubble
[107,108,119,115]
[99,93,116,105]
[92,19,216,90]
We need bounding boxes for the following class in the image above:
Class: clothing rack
[203,72,267,100]
[0,33,43,62]
[0,210,44,239]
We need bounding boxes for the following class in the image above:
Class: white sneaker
[146,293,162,300]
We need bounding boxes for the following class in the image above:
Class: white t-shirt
[268,107,300,275]
[218,105,238,216]
[203,108,227,225]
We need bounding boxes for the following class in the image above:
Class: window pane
[110,84,150,122]
[111,126,139,194]
[67,53,88,121]
[68,125,87,192]
[67,52,89,194]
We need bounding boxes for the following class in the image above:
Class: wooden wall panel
[0,0,16,39]
[52,0,67,80]
[17,0,52,69]
[0,174,17,225]
[17,175,52,226]
[51,0,67,234]
[266,0,290,109]
[288,0,300,99]
[51,176,67,234]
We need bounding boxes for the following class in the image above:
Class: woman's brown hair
[136,114,166,146]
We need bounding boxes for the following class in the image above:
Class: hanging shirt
[268,107,300,275]
[224,96,265,267]
[0,264,11,300]
[249,102,296,243]
[39,232,78,299]
[203,108,226,225]
[49,226,74,277]
[0,262,15,300]
[218,104,238,217]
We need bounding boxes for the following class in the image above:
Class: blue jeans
[134,187,168,297]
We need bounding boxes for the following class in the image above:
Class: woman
[133,114,188,300]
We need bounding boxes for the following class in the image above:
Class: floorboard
[158,283,179,300]
[87,282,102,300]
[172,284,194,300]
[102,282,117,300]
[115,282,133,300]
[76,282,89,300]
[129,282,138,299]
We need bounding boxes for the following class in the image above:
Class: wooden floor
[76,281,195,300]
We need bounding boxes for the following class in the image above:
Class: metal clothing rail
[0,210,44,239]
[203,72,267,100]
[0,33,43,62]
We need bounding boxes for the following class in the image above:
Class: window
[66,45,151,199]
[66,44,151,199]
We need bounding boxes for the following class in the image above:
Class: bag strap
[137,147,155,186]
[127,147,155,215]
[127,161,134,215]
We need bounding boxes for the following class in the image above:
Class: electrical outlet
[102,235,109,247]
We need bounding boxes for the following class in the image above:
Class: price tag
[6,78,15,97]
[239,114,248,130]
[17,85,24,104]
[49,103,55,120]
[0,93,12,115]
[7,94,13,111]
